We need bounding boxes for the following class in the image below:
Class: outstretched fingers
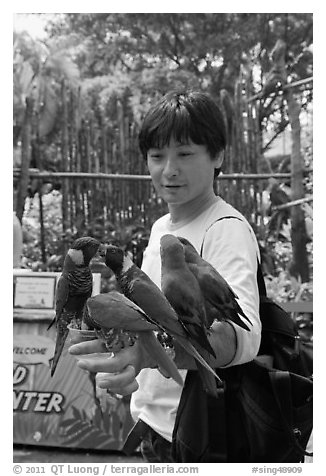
[96,366,139,396]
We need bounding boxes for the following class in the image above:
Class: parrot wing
[162,276,215,357]
[86,292,160,332]
[50,315,70,376]
[86,292,184,386]
[122,267,191,340]
[47,274,69,330]
[107,292,160,331]
[55,274,70,319]
[126,273,219,379]
[187,263,252,330]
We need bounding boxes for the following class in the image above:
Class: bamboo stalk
[247,76,313,102]
[61,79,70,243]
[273,196,313,211]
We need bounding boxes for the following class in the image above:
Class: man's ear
[213,151,224,169]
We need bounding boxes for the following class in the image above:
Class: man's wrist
[209,319,237,367]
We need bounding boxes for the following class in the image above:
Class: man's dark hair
[139,90,227,179]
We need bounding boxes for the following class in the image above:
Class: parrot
[103,244,219,384]
[48,236,103,377]
[160,234,215,354]
[83,291,184,386]
[177,236,252,330]
[160,234,221,397]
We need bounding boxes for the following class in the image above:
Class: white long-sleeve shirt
[130,197,261,442]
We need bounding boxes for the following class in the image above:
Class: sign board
[13,271,101,320]
[13,322,133,449]
[13,271,134,450]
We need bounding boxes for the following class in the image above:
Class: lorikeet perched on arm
[103,245,219,385]
[177,236,252,330]
[160,234,221,397]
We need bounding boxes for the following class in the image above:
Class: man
[69,90,261,462]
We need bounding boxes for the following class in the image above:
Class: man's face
[147,139,222,206]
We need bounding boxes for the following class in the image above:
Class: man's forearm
[173,320,237,369]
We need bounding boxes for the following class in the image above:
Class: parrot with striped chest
[48,236,102,377]
[103,245,219,385]
[177,236,252,330]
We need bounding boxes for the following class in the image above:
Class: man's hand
[68,337,156,396]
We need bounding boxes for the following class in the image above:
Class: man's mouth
[163,184,184,188]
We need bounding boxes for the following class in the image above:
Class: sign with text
[13,322,133,449]
[14,275,56,309]
[13,334,55,366]
[13,269,133,450]
[13,271,101,320]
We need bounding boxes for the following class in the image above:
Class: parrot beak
[98,243,108,259]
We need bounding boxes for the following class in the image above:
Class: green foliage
[260,231,313,341]
[14,13,313,176]
[15,14,313,322]
[46,13,312,92]
[13,29,81,157]
[21,190,151,276]
[22,191,65,270]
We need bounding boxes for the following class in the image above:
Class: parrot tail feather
[47,316,56,331]
[196,363,222,398]
[236,304,252,324]
[230,311,251,331]
[178,337,221,381]
[50,327,69,377]
[140,332,184,386]
[187,325,216,358]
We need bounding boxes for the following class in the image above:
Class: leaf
[18,61,35,95]
[71,405,83,420]
[38,82,58,137]
[59,417,79,428]
[46,52,80,85]
[60,420,89,437]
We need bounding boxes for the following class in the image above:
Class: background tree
[13,13,313,283]
[13,30,80,259]
[45,13,312,158]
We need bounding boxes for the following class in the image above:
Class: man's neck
[169,192,218,225]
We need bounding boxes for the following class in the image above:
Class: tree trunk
[38,188,46,264]
[16,97,33,222]
[286,90,310,282]
[271,39,309,282]
[61,79,70,254]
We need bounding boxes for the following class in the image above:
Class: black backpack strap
[200,215,265,295]
[256,260,267,297]
[200,215,245,257]
[269,371,313,457]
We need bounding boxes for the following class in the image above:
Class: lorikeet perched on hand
[177,236,252,330]
[160,234,221,397]
[84,291,184,386]
[103,245,219,382]
[48,236,102,377]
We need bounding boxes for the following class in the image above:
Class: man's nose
[163,157,179,177]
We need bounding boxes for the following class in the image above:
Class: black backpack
[172,218,313,463]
